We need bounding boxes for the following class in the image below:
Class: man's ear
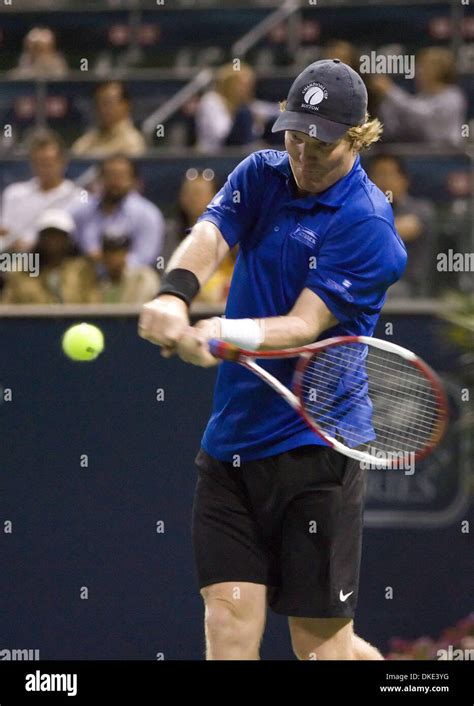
[350,138,363,154]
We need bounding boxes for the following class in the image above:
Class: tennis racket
[208,335,448,469]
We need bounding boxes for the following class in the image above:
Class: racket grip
[208,338,241,361]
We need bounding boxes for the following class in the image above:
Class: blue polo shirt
[197,150,407,462]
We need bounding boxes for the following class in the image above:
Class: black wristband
[156,268,200,308]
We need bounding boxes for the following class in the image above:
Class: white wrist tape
[220,318,263,350]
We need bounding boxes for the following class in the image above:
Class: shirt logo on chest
[289,224,320,248]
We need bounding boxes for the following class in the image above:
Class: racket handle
[208,338,241,361]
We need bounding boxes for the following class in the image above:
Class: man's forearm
[214,312,335,351]
[166,220,229,287]
[257,315,323,349]
[140,221,229,352]
[212,288,337,351]
[260,289,336,348]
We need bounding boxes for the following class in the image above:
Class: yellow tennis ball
[62,323,104,362]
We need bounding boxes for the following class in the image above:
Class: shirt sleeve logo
[326,277,355,302]
[209,192,237,215]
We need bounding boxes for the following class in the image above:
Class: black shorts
[192,445,367,618]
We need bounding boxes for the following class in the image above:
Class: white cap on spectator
[37,209,75,235]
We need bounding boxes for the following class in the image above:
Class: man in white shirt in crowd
[0,130,82,252]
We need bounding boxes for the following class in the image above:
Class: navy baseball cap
[272,59,367,143]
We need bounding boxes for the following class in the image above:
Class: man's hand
[177,318,221,367]
[138,295,189,357]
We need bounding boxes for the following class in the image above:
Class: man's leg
[201,581,267,660]
[289,617,383,660]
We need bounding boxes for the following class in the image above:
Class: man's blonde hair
[345,113,383,151]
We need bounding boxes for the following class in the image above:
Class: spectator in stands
[1,209,100,304]
[322,40,358,71]
[99,235,160,304]
[165,171,236,303]
[71,154,164,267]
[72,82,146,157]
[9,27,68,79]
[368,154,436,296]
[164,171,218,264]
[195,63,258,153]
[370,47,467,145]
[0,130,82,252]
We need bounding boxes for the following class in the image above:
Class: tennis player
[139,60,407,660]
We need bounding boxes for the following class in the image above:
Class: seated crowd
[0,27,470,305]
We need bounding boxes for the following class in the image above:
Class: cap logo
[302,82,328,110]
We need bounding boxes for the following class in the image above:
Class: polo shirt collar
[268,151,363,209]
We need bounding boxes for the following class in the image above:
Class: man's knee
[204,599,248,645]
[202,583,265,651]
[289,617,354,660]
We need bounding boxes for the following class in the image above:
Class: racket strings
[299,343,443,456]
